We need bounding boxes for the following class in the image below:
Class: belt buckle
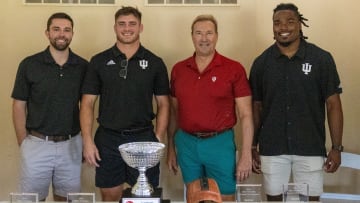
[194,132,217,138]
[53,136,61,142]
[52,135,71,142]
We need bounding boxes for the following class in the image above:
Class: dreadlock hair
[273,3,309,40]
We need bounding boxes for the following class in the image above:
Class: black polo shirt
[82,44,170,131]
[11,47,88,135]
[250,40,342,156]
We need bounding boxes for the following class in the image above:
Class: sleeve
[249,57,264,102]
[233,62,251,98]
[81,56,101,95]
[11,59,30,101]
[321,52,342,100]
[154,58,170,96]
[170,64,177,98]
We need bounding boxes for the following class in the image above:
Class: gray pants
[19,133,82,200]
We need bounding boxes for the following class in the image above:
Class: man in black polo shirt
[249,3,343,202]
[80,6,170,201]
[12,13,88,201]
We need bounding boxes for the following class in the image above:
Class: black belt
[189,129,230,139]
[118,126,153,135]
[30,130,78,142]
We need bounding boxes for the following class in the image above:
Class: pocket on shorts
[28,134,46,142]
[19,136,28,149]
[307,156,325,171]
[294,156,325,172]
[20,135,43,151]
[19,135,44,161]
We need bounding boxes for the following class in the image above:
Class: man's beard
[50,38,71,51]
[277,41,292,47]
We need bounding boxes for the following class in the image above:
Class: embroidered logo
[212,76,217,82]
[302,63,312,75]
[139,59,148,70]
[106,60,116,66]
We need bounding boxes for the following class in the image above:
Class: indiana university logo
[139,59,148,70]
[302,63,312,75]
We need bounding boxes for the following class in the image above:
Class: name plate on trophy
[236,184,262,202]
[121,188,162,203]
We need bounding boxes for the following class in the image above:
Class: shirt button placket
[59,66,64,77]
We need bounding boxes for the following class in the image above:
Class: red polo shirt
[171,51,251,133]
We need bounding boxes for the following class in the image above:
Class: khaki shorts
[260,155,325,196]
[19,134,82,200]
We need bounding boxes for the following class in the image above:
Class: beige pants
[261,155,325,196]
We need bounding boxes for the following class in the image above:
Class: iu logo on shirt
[139,59,148,70]
[302,63,312,75]
[211,76,217,82]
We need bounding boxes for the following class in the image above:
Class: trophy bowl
[119,142,165,196]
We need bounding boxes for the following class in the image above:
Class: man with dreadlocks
[249,3,343,201]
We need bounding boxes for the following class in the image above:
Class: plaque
[236,184,262,202]
[10,193,38,203]
[283,183,309,202]
[67,193,95,203]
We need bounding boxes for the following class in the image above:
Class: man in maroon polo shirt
[167,14,254,201]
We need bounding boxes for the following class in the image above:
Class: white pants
[19,134,82,200]
[261,155,325,196]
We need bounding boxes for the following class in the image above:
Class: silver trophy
[119,142,165,196]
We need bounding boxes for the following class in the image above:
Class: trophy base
[120,187,170,203]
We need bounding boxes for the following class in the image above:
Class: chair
[320,152,360,203]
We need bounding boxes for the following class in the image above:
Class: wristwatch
[331,145,344,152]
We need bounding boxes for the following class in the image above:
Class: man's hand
[324,149,341,173]
[167,145,179,175]
[236,152,252,182]
[252,147,262,174]
[83,139,101,167]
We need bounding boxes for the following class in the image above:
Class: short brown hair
[115,6,142,22]
[191,14,218,34]
[47,12,73,31]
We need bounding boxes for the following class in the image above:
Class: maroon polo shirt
[171,51,251,133]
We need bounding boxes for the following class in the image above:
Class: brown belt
[190,129,230,139]
[30,130,78,142]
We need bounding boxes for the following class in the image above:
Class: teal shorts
[175,129,236,195]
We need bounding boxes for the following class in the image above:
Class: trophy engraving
[236,184,262,202]
[119,142,165,197]
[283,183,309,202]
[10,193,38,203]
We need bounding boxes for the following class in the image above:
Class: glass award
[10,193,38,203]
[282,183,309,202]
[236,184,262,202]
[67,193,95,203]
